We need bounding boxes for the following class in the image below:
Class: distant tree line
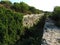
[51,6,60,27]
[0,1,43,14]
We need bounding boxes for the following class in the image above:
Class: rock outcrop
[23,13,44,28]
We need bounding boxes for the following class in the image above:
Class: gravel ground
[41,18,60,45]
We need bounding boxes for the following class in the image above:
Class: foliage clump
[0,6,23,45]
[0,1,43,14]
[51,6,60,27]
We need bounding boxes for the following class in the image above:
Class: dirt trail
[41,18,60,45]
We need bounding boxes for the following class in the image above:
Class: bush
[0,6,23,45]
[0,1,43,14]
[51,6,60,27]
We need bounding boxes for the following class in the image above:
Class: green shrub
[0,6,23,45]
[51,6,60,27]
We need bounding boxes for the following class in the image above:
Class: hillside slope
[0,6,23,45]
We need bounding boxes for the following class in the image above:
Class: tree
[11,2,20,12]
[11,2,29,14]
[29,6,36,14]
[0,1,12,8]
[51,6,60,27]
[19,2,29,13]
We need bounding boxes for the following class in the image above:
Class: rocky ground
[23,13,44,28]
[41,18,60,45]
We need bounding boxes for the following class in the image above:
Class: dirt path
[41,18,60,45]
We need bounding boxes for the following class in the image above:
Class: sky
[0,0,60,11]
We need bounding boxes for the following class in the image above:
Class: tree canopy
[0,1,43,14]
[51,6,60,27]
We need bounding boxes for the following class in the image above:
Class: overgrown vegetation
[0,1,46,45]
[51,6,60,27]
[15,15,46,45]
[0,1,43,14]
[0,6,23,45]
